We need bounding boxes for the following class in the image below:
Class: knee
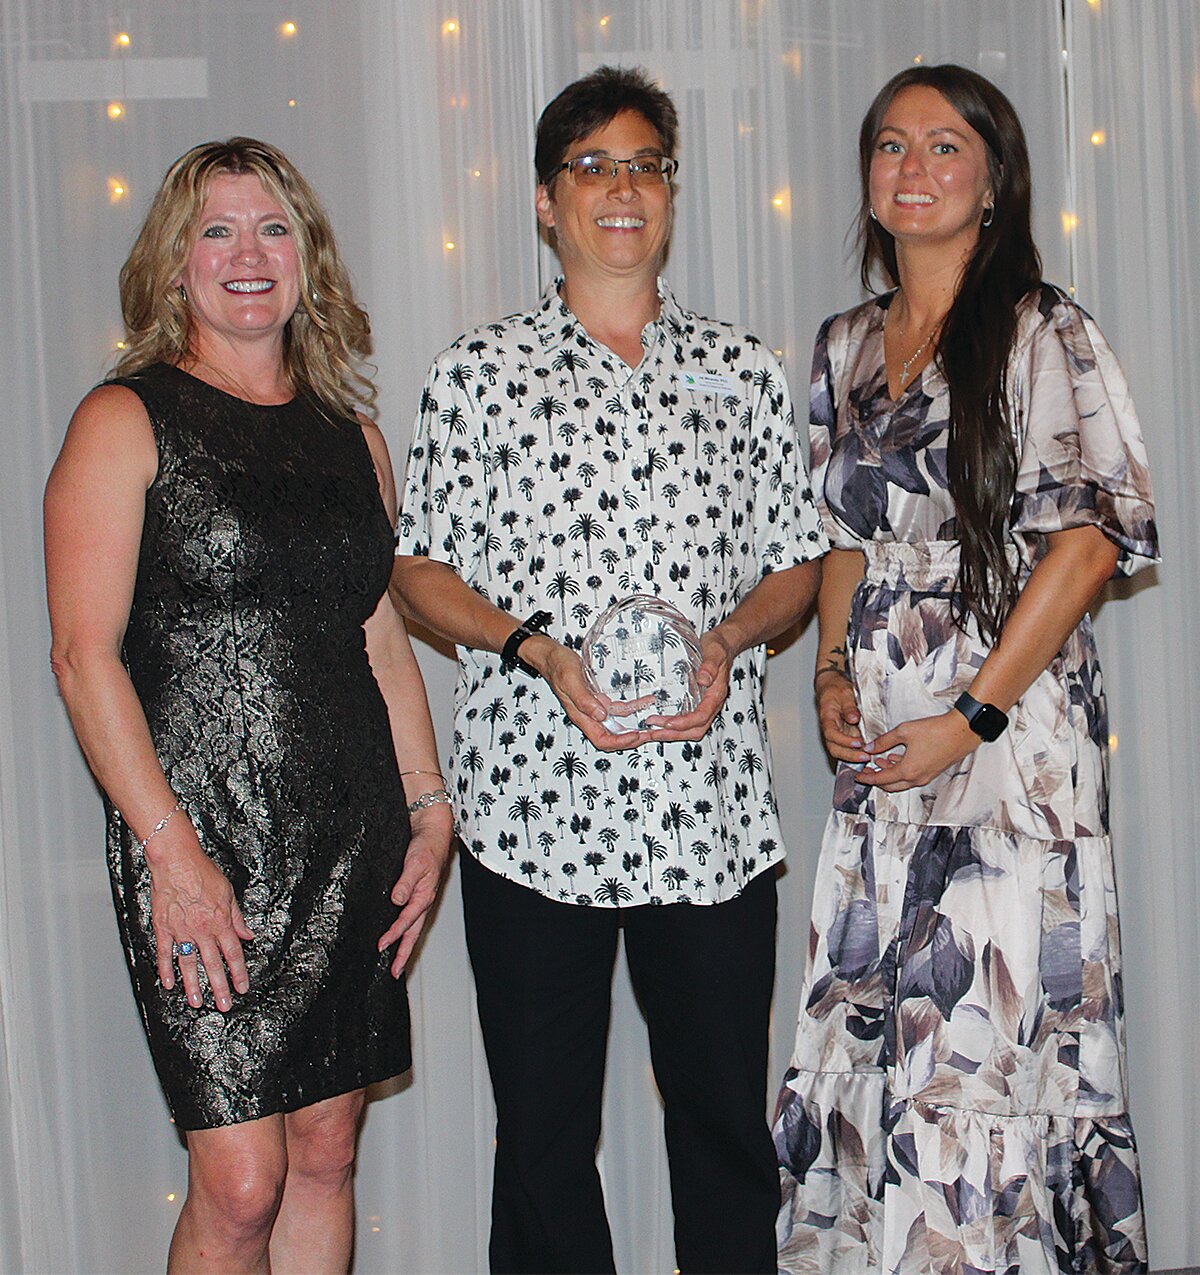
[286,1098,362,1192]
[189,1148,286,1242]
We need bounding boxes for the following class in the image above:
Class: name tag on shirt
[682,369,738,396]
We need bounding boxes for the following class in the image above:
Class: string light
[1090,128,1106,145]
[444,240,457,252]
[599,15,610,27]
[1087,0,1100,8]
[280,20,297,37]
[781,48,802,75]
[114,340,127,350]
[770,189,791,216]
[288,99,297,108]
[108,177,128,203]
[106,101,124,120]
[1061,211,1079,234]
[1108,732,1118,752]
[166,1193,176,1202]
[442,18,458,35]
[115,31,131,48]
[913,54,923,65]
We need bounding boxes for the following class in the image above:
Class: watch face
[973,702,1008,742]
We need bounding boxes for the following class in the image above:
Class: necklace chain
[890,307,941,391]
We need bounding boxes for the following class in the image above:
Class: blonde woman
[45,138,451,1273]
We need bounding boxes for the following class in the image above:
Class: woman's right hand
[148,829,254,1013]
[815,669,869,764]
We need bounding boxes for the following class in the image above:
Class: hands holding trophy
[581,594,703,735]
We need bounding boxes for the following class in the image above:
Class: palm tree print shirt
[397,279,827,906]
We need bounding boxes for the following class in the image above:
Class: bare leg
[268,1090,366,1275]
[168,1116,288,1274]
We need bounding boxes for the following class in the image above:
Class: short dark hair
[534,65,679,187]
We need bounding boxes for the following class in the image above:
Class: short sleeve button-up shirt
[397,279,827,905]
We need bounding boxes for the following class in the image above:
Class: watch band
[500,610,553,677]
[953,691,1009,742]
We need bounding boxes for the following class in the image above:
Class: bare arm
[360,423,453,974]
[860,524,1119,789]
[45,384,252,1011]
[649,559,823,742]
[390,554,636,751]
[811,547,868,763]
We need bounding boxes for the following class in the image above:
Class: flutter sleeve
[1009,286,1159,575]
[808,313,862,551]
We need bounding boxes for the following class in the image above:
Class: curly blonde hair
[114,137,374,415]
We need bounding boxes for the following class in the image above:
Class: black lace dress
[105,363,411,1130]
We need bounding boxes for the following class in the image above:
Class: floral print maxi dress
[773,286,1158,1274]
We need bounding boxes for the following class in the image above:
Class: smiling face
[535,109,673,289]
[177,171,301,356]
[869,84,995,259]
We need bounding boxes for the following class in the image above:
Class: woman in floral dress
[773,65,1157,1273]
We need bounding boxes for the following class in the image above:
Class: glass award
[581,594,702,733]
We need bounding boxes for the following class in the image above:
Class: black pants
[460,850,779,1275]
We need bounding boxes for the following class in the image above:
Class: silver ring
[175,941,197,958]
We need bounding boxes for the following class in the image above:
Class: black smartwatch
[500,610,552,677]
[954,691,1008,742]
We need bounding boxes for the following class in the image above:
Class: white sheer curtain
[1,1,1195,1270]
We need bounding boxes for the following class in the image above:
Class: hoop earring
[981,204,994,228]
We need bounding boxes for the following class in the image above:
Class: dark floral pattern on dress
[773,288,1157,1272]
[397,279,827,906]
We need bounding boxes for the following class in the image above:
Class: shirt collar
[533,276,687,348]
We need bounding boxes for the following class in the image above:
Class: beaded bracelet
[138,797,185,852]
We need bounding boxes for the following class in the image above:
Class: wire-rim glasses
[556,154,679,187]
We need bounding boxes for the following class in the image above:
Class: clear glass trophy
[581,594,702,733]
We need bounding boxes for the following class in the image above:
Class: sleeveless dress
[105,362,411,1130]
[773,288,1157,1273]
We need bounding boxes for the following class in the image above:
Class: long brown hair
[114,137,374,415]
[857,65,1042,641]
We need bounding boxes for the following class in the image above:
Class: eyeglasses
[556,154,679,187]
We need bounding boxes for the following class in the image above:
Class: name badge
[682,369,738,396]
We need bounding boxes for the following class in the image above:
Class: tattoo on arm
[815,644,850,683]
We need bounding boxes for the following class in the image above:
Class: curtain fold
[1,2,1194,1269]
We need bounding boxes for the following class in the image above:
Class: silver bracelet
[407,787,452,813]
[138,797,185,851]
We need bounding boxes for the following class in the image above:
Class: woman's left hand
[855,706,981,792]
[379,809,454,977]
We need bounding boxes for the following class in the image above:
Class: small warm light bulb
[108,177,128,203]
[1087,0,1100,8]
[107,101,124,120]
[782,48,802,75]
[770,189,791,215]
[599,15,610,26]
[1108,732,1118,752]
[166,1192,176,1202]
[442,18,458,34]
[1090,128,1106,145]
[472,168,482,177]
[115,31,131,48]
[115,340,127,350]
[444,240,457,252]
[913,53,923,65]
[1061,210,1080,234]
[280,20,297,36]
[288,99,297,108]
[371,1226,381,1233]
